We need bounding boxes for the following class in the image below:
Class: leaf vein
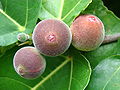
[0,77,31,89]
[5,0,7,12]
[103,66,120,89]
[0,9,25,31]
[42,6,56,18]
[68,60,73,90]
[58,0,64,19]
[72,77,81,87]
[61,0,82,20]
[24,0,28,27]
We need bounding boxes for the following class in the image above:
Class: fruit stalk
[102,33,120,44]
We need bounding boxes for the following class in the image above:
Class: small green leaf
[39,0,92,25]
[86,55,120,90]
[0,0,41,46]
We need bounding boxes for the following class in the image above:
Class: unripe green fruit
[70,14,105,51]
[13,46,46,79]
[17,33,30,42]
[32,19,72,56]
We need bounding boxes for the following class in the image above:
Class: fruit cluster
[13,14,105,79]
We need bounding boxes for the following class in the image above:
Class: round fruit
[70,14,105,51]
[32,19,72,56]
[13,46,46,79]
[17,33,30,42]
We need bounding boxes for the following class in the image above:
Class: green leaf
[32,50,91,90]
[83,0,120,35]
[0,1,2,9]
[39,0,92,25]
[0,0,41,46]
[86,55,120,90]
[0,46,91,90]
[0,77,30,90]
[0,44,15,58]
[83,41,120,69]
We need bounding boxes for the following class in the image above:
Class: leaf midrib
[58,0,64,19]
[24,0,28,27]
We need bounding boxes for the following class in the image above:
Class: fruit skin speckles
[13,46,46,79]
[32,19,72,56]
[70,14,105,51]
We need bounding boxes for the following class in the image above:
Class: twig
[102,33,120,44]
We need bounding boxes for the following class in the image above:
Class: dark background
[102,0,120,18]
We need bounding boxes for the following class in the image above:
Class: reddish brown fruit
[13,47,46,79]
[70,14,105,51]
[32,19,72,56]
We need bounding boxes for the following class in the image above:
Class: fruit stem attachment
[102,33,120,44]
[16,41,32,46]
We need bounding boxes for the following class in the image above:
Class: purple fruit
[70,14,105,51]
[13,46,46,79]
[32,19,72,56]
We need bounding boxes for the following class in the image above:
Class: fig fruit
[32,19,72,56]
[13,46,46,79]
[70,14,105,51]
